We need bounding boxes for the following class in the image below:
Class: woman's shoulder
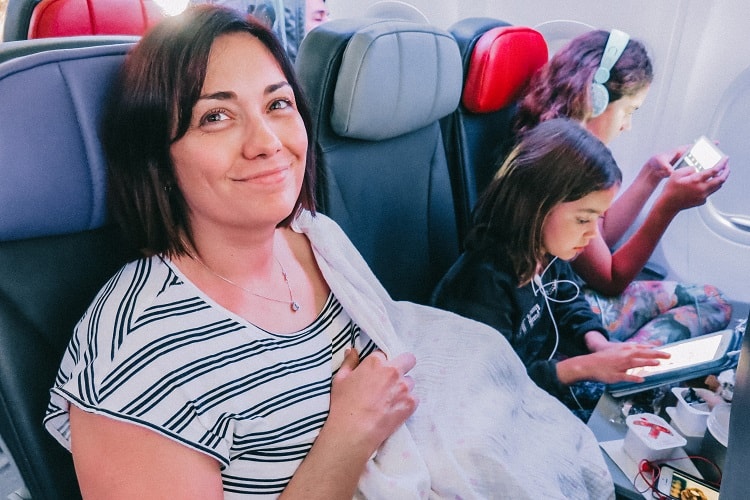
[103,255,174,296]
[74,254,227,365]
[83,255,197,328]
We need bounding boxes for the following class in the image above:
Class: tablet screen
[627,334,724,378]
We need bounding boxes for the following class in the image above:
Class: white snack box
[624,413,687,462]
[671,387,711,436]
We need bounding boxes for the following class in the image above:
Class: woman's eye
[270,98,293,111]
[200,109,229,125]
[577,218,591,225]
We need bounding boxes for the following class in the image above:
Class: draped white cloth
[295,211,615,499]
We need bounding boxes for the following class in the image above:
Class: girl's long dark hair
[467,118,622,284]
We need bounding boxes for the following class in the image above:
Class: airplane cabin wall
[326,0,750,304]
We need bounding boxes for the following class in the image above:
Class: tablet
[607,328,740,397]
[626,329,733,378]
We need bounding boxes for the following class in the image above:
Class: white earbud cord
[531,256,584,361]
[531,257,587,412]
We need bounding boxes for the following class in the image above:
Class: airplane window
[533,19,594,56]
[698,66,750,244]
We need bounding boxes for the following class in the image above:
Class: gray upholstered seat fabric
[0,42,138,500]
[296,17,462,304]
[330,19,462,141]
[0,43,131,241]
[0,35,138,64]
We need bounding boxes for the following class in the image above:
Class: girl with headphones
[431,118,669,420]
[513,30,732,347]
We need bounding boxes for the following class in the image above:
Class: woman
[514,30,732,345]
[431,118,669,419]
[43,6,614,498]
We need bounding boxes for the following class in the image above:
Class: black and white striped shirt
[45,255,377,497]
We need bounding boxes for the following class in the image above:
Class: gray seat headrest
[331,19,463,141]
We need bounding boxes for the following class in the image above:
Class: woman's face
[541,185,618,260]
[584,86,649,145]
[170,32,308,234]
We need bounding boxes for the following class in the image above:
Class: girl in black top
[432,118,669,418]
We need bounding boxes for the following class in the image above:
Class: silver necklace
[192,255,300,312]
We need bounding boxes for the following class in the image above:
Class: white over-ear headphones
[590,29,630,117]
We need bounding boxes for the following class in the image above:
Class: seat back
[443,18,547,245]
[720,313,750,498]
[0,42,138,500]
[0,34,139,64]
[3,0,163,40]
[3,0,41,41]
[296,17,463,304]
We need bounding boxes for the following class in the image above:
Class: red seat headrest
[28,0,165,39]
[462,26,548,114]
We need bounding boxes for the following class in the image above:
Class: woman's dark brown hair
[102,5,317,257]
[467,118,622,285]
[514,30,653,136]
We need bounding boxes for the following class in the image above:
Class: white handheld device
[674,136,725,171]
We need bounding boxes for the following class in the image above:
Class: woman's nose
[242,117,282,158]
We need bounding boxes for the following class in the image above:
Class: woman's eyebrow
[198,82,290,101]
[198,90,235,101]
[266,81,291,94]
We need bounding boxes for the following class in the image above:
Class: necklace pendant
[291,301,300,312]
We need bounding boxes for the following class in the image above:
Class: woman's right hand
[279,349,418,499]
[327,348,418,454]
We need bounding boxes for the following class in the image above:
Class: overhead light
[153,0,190,16]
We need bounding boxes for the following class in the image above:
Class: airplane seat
[295,17,463,304]
[0,35,139,64]
[444,18,548,246]
[2,0,41,41]
[28,0,165,38]
[720,313,750,498]
[3,0,164,40]
[0,42,139,500]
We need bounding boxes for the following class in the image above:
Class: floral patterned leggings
[583,280,732,345]
[564,281,732,421]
